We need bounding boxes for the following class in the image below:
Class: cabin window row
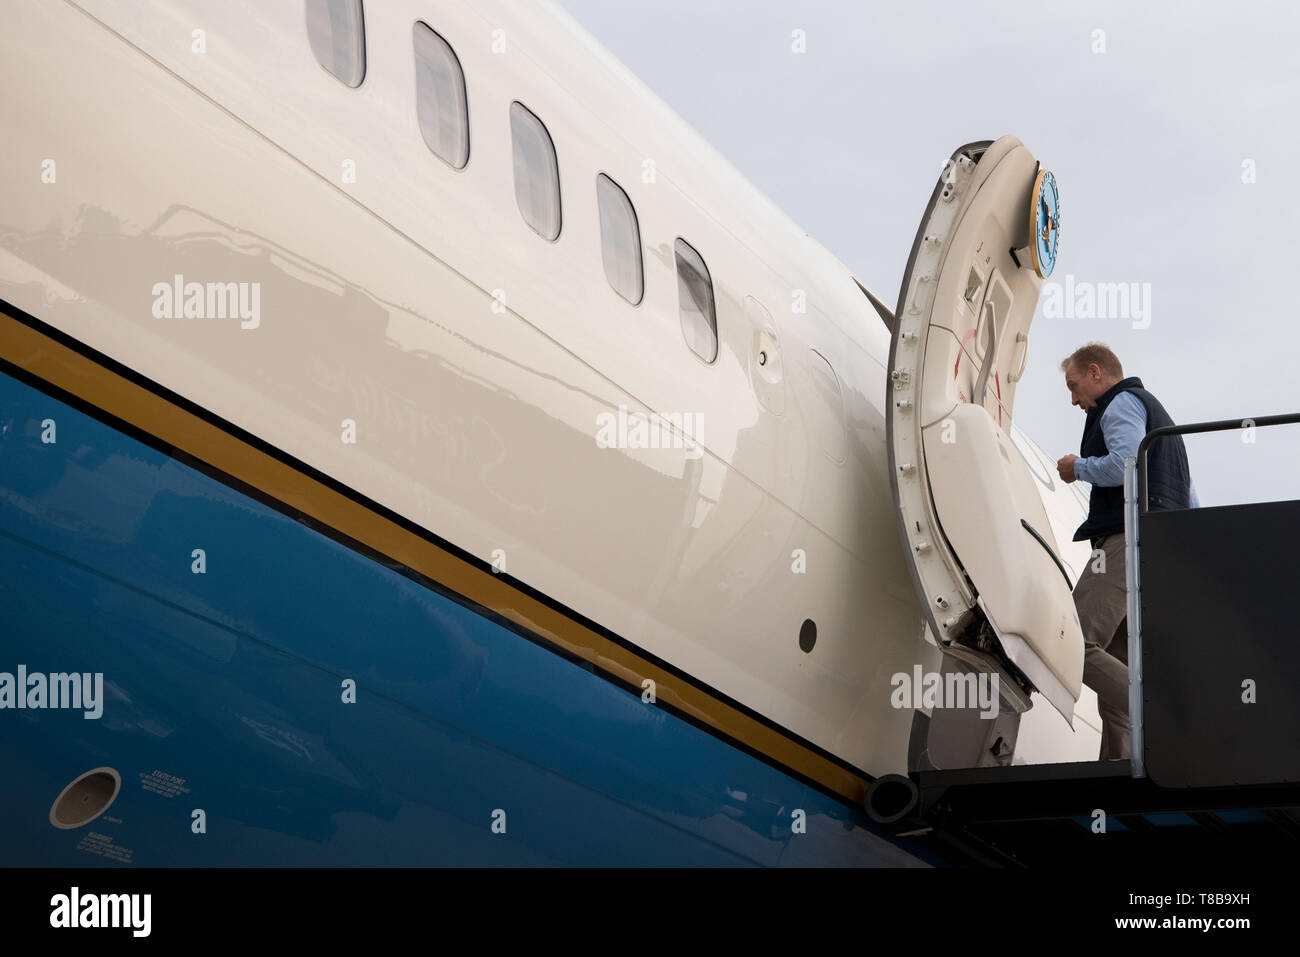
[305,0,718,363]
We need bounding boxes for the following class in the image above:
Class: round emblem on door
[1029,169,1060,278]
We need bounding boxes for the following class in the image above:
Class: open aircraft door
[887,136,1083,726]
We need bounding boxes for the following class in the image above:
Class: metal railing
[1125,411,1300,778]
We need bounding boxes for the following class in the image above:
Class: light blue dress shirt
[1073,391,1200,507]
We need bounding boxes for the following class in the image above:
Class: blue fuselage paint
[0,368,931,866]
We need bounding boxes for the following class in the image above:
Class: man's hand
[1057,454,1079,483]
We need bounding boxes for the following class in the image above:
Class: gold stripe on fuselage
[0,308,872,808]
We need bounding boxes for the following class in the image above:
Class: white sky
[556,0,1300,507]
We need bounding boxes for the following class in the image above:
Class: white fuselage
[0,0,1101,777]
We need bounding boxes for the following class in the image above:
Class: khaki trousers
[1073,533,1131,760]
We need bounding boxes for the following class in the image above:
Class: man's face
[1064,362,1110,410]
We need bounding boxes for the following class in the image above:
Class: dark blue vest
[1072,376,1192,543]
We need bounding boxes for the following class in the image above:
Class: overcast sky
[555,0,1300,507]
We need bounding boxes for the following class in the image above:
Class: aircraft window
[674,238,717,363]
[306,0,366,88]
[413,22,469,170]
[596,174,643,304]
[510,102,561,240]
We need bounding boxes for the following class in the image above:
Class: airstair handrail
[1126,409,1300,779]
[1136,412,1300,512]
